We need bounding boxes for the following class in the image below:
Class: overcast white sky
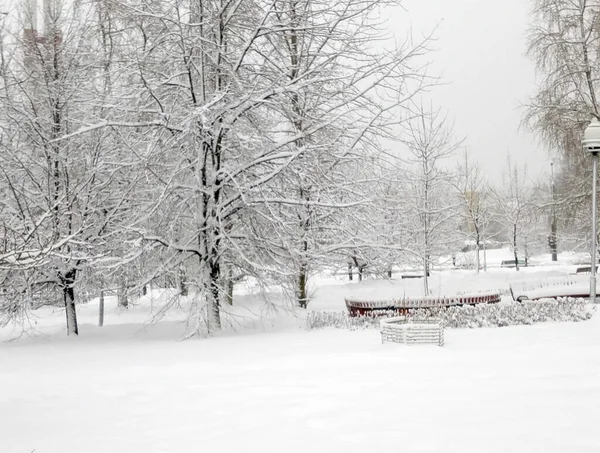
[388,0,550,184]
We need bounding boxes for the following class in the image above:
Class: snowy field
[1,252,600,453]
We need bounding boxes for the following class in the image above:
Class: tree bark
[226,277,234,306]
[423,256,430,295]
[550,220,557,261]
[358,264,365,282]
[98,290,104,327]
[178,265,188,296]
[475,233,481,274]
[208,259,221,332]
[118,281,128,308]
[297,262,308,308]
[513,223,519,271]
[62,268,78,336]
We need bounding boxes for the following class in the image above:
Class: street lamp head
[583,117,600,154]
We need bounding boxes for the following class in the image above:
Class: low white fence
[380,316,444,347]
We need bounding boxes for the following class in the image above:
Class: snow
[1,256,600,453]
[450,246,590,269]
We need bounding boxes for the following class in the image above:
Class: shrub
[306,298,595,330]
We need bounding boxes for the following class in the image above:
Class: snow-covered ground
[1,253,599,453]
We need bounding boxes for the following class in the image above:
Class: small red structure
[345,292,502,317]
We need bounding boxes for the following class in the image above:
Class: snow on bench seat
[510,276,598,301]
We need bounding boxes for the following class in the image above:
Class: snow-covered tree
[398,102,463,294]
[490,157,535,270]
[453,151,489,272]
[525,0,600,250]
[0,0,138,334]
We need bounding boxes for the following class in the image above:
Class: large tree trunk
[207,258,221,332]
[62,268,78,336]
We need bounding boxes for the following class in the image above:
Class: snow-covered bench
[510,276,596,301]
[380,317,444,347]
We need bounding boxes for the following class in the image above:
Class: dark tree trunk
[475,232,481,273]
[297,234,309,308]
[351,256,365,282]
[208,259,221,330]
[226,278,234,305]
[61,268,78,336]
[298,262,308,308]
[348,262,353,281]
[550,220,558,261]
[358,265,365,282]
[118,281,128,308]
[178,266,188,296]
[98,290,104,327]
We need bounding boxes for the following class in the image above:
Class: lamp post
[582,118,600,304]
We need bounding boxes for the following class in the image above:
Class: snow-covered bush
[306,298,595,330]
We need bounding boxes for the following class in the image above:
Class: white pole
[591,153,598,304]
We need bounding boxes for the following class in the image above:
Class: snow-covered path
[2,314,599,453]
